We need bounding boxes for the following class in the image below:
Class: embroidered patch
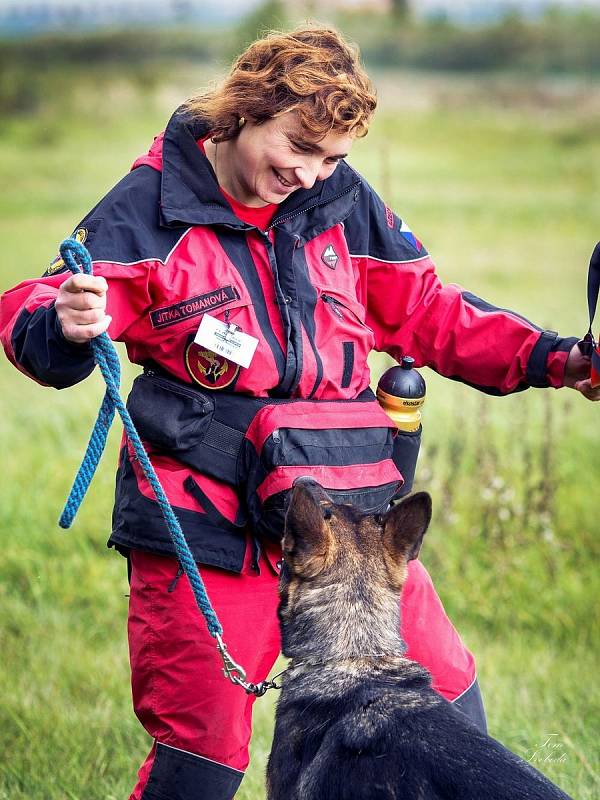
[44,227,88,276]
[384,204,395,229]
[151,286,239,329]
[185,340,240,389]
[321,244,339,270]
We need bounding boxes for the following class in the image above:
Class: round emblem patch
[185,342,240,389]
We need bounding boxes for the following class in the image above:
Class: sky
[2,0,600,26]
[2,0,600,11]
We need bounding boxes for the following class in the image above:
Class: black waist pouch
[127,370,421,540]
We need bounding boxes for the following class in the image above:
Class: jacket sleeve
[0,171,160,389]
[346,181,577,395]
[1,271,96,388]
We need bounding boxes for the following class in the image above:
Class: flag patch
[399,219,423,252]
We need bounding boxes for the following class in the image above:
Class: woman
[0,25,596,800]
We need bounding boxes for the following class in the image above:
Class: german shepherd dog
[267,480,573,800]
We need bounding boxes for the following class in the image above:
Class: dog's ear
[283,480,333,578]
[382,492,432,564]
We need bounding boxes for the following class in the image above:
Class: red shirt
[220,187,277,231]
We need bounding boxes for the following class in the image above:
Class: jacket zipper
[322,294,344,318]
[321,294,373,332]
[266,182,360,232]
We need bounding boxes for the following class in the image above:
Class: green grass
[1,70,599,798]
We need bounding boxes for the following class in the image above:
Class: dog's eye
[323,507,333,520]
[374,513,383,526]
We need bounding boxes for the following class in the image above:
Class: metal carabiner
[215,632,247,684]
[215,633,283,696]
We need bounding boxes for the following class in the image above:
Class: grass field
[1,68,599,799]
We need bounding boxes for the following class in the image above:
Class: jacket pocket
[314,288,375,397]
[320,291,371,326]
[126,372,214,452]
[242,397,403,540]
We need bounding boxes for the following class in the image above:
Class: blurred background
[1,2,599,798]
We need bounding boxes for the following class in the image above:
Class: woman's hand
[564,341,600,401]
[55,273,111,344]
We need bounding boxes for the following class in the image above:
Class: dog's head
[278,479,432,658]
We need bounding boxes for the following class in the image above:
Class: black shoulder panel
[68,166,185,267]
[343,178,428,263]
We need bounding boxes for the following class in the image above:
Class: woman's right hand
[55,273,112,343]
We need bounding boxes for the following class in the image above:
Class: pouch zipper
[142,369,213,411]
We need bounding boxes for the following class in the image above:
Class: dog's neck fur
[281,570,406,664]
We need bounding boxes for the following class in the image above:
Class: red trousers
[127,543,476,799]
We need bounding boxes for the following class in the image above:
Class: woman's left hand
[564,342,600,401]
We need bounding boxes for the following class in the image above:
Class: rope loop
[58,237,224,639]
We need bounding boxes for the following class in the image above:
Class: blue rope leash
[57,237,276,696]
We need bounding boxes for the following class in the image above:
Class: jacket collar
[160,107,361,241]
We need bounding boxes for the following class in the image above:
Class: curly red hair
[183,25,377,142]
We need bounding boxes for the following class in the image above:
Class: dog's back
[267,482,572,800]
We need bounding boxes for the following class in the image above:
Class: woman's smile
[273,168,297,190]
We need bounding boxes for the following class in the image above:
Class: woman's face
[226,111,355,207]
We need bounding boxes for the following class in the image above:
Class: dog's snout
[291,477,333,507]
[291,477,324,500]
[292,475,323,491]
[292,476,320,489]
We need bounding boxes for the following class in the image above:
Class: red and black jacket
[0,107,577,570]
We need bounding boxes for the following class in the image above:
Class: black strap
[183,476,247,531]
[586,242,600,341]
[203,418,245,458]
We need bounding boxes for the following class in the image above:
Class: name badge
[194,313,258,369]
